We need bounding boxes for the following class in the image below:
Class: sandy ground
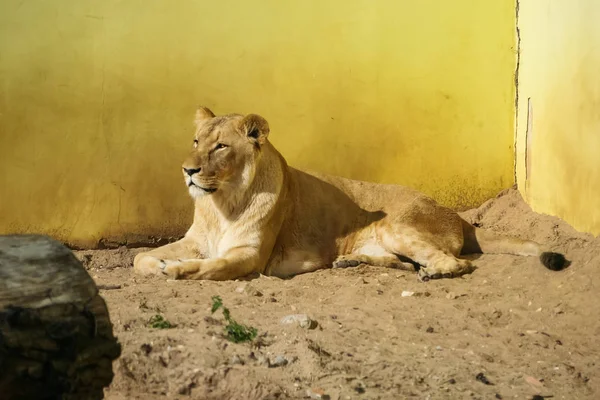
[75,188,600,400]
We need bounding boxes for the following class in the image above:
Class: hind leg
[333,254,416,271]
[382,232,473,280]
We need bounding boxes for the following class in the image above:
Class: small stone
[553,306,564,315]
[230,355,244,365]
[426,327,434,333]
[256,355,270,367]
[354,384,366,394]
[140,343,152,355]
[235,283,263,297]
[435,346,443,351]
[402,290,430,297]
[525,376,543,388]
[280,314,318,329]
[475,372,493,385]
[270,355,288,368]
[306,388,330,400]
[448,378,456,384]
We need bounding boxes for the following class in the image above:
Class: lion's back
[296,168,428,213]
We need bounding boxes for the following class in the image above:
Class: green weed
[148,314,173,329]
[211,295,258,343]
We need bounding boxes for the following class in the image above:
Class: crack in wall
[513,0,522,187]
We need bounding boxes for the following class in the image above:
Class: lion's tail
[461,219,568,271]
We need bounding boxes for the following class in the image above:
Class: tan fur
[134,107,552,281]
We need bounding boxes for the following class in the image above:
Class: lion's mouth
[188,181,217,193]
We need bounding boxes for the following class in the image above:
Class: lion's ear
[240,114,270,146]
[194,106,215,127]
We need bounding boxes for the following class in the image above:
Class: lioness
[134,107,567,281]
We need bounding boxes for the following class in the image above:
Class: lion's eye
[193,139,198,148]
[215,143,227,150]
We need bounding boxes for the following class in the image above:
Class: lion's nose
[183,167,201,176]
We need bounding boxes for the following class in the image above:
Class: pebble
[270,355,288,367]
[235,283,263,297]
[354,384,366,394]
[475,372,493,385]
[402,290,431,297]
[140,343,152,355]
[230,355,244,365]
[280,314,318,329]
[525,376,543,388]
[306,388,331,400]
[355,277,368,285]
[256,355,270,367]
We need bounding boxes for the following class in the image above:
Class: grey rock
[280,314,318,329]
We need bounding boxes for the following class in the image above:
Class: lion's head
[182,107,270,199]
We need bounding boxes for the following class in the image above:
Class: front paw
[134,254,166,276]
[161,260,184,279]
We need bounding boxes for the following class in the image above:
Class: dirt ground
[75,188,600,400]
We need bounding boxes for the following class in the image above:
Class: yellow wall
[516,1,600,235]
[0,1,517,247]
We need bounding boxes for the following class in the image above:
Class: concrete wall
[516,0,600,235]
[0,1,517,247]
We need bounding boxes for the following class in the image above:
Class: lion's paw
[161,260,185,279]
[134,254,167,276]
[417,259,474,282]
[332,255,363,269]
